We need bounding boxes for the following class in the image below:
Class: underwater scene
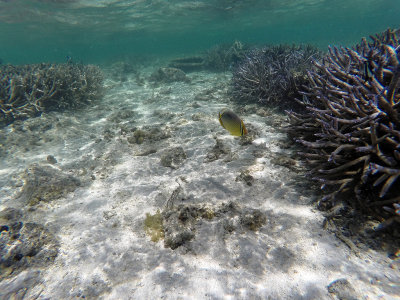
[1,0,400,299]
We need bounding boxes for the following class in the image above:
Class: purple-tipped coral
[231,44,322,110]
[287,28,400,220]
[0,63,103,127]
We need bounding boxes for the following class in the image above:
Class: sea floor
[0,66,399,299]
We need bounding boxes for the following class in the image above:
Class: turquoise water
[1,0,399,64]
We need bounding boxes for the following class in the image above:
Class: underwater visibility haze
[1,0,400,63]
[1,0,400,299]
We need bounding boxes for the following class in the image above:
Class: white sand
[0,70,399,299]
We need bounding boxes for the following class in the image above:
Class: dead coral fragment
[287,28,400,220]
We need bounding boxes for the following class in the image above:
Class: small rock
[135,148,157,156]
[164,230,195,250]
[127,126,170,144]
[239,209,267,231]
[160,147,187,169]
[327,278,358,300]
[46,155,57,164]
[0,270,42,299]
[236,170,254,186]
[205,139,230,162]
[0,213,59,280]
[18,164,81,205]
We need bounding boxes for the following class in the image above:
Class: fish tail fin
[241,120,248,135]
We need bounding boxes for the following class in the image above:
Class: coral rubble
[151,202,266,251]
[0,63,103,127]
[0,208,59,280]
[231,44,322,110]
[287,28,400,221]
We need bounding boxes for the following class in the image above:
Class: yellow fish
[218,109,248,136]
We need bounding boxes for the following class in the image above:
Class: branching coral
[0,63,103,126]
[231,44,322,110]
[287,28,400,220]
[203,40,247,72]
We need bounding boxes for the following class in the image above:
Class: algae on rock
[144,210,165,243]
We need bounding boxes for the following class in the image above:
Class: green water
[0,0,399,64]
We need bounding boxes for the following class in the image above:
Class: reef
[287,28,400,223]
[231,44,322,111]
[0,63,103,127]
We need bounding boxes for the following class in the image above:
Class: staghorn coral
[231,44,322,110]
[0,63,103,127]
[287,28,400,221]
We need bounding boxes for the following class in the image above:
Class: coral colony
[287,29,400,221]
[0,63,103,127]
[231,44,322,110]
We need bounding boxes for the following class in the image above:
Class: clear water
[2,2,400,298]
[1,0,399,64]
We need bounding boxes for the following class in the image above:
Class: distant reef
[230,44,323,111]
[166,40,247,73]
[0,63,104,127]
[287,28,400,226]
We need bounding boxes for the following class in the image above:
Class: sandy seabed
[0,68,399,299]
